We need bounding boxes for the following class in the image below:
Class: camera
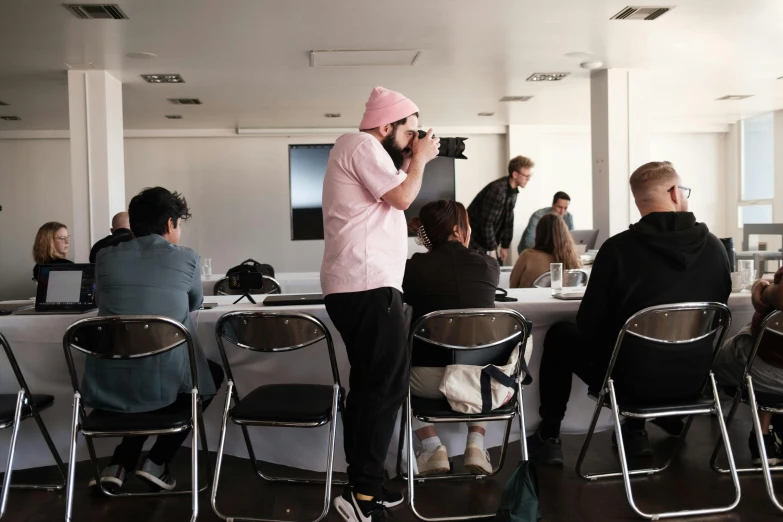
[417,130,467,160]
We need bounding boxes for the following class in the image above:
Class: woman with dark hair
[402,199,500,476]
[32,221,73,281]
[510,213,581,288]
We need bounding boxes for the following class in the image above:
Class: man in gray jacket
[82,187,223,492]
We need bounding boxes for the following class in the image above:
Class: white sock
[421,436,442,453]
[467,431,484,449]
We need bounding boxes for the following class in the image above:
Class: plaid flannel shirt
[467,177,518,252]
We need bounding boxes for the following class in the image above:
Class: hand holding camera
[412,128,440,164]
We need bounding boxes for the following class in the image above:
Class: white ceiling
[0,0,782,130]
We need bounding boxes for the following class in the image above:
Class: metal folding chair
[710,310,783,511]
[213,276,281,296]
[575,302,739,520]
[62,316,210,522]
[211,311,344,522]
[396,308,531,521]
[532,269,589,288]
[0,332,66,519]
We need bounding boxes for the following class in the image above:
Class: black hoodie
[576,212,731,381]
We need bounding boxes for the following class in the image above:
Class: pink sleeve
[351,139,407,201]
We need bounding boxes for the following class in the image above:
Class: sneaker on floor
[749,431,782,466]
[526,431,563,466]
[88,465,126,492]
[377,486,404,509]
[415,444,449,476]
[334,489,392,522]
[464,443,493,475]
[612,428,654,458]
[135,458,176,491]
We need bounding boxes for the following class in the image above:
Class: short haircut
[629,161,679,199]
[128,187,192,237]
[552,191,570,205]
[508,156,535,177]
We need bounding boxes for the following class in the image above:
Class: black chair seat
[82,402,193,433]
[411,395,518,420]
[588,392,715,416]
[231,384,340,425]
[0,394,54,425]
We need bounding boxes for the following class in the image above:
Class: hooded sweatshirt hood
[628,212,710,270]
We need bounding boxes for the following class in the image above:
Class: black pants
[110,360,224,471]
[325,288,408,498]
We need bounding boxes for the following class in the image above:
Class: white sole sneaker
[416,445,449,476]
[135,469,176,491]
[464,444,493,475]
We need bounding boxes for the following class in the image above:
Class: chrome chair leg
[0,391,24,519]
[210,380,233,521]
[190,389,199,522]
[746,376,783,512]
[65,392,81,522]
[517,383,528,461]
[575,390,607,480]
[314,384,340,522]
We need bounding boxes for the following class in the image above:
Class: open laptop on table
[263,294,325,307]
[14,264,97,315]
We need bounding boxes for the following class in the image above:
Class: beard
[381,133,406,170]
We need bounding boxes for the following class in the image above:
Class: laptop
[263,294,325,307]
[14,264,97,315]
[570,229,600,250]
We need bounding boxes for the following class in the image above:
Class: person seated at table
[517,191,575,254]
[402,199,500,475]
[714,267,783,464]
[82,186,223,492]
[510,213,582,288]
[32,221,73,281]
[528,161,731,466]
[89,211,133,263]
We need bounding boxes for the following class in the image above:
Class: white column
[68,70,126,262]
[590,69,649,247]
[773,111,783,222]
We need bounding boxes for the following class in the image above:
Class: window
[738,112,774,228]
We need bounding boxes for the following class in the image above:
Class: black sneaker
[749,430,782,465]
[612,428,653,458]
[378,486,404,508]
[526,430,563,466]
[334,489,392,522]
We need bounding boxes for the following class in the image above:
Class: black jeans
[110,360,224,471]
[325,288,408,498]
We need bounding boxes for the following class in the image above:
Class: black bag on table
[226,259,274,279]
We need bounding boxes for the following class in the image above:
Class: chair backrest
[600,302,731,400]
[213,276,282,296]
[62,315,198,394]
[739,310,783,384]
[215,311,341,388]
[410,308,529,370]
[532,269,589,288]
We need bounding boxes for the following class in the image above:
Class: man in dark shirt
[89,212,133,263]
[467,155,534,264]
[528,161,731,466]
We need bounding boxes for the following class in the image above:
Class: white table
[202,272,322,296]
[0,290,754,474]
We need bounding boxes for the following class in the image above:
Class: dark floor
[2,415,781,521]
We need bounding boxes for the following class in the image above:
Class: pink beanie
[359,86,419,130]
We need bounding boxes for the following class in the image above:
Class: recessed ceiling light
[1,116,21,121]
[0,100,8,106]
[126,52,157,60]
[580,62,603,70]
[527,72,570,82]
[324,113,341,118]
[499,96,533,102]
[478,112,495,117]
[165,115,183,120]
[142,74,184,84]
[610,6,674,20]
[716,95,753,101]
[564,51,594,59]
[168,98,202,105]
[64,4,129,20]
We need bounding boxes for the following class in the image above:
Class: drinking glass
[550,263,563,296]
[738,259,754,290]
[203,258,213,279]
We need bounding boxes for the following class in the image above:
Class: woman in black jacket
[403,200,500,475]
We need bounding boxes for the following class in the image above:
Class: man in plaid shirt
[467,155,534,263]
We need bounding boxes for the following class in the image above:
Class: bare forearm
[397,156,426,206]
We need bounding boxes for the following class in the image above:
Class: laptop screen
[36,264,96,308]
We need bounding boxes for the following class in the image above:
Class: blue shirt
[517,207,574,254]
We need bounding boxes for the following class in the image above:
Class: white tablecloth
[0,290,754,473]
[202,272,322,296]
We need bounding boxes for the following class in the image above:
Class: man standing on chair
[321,86,439,522]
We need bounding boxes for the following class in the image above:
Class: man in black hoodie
[528,161,732,466]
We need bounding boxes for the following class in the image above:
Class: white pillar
[68,70,126,262]
[590,69,649,247]
[773,111,783,222]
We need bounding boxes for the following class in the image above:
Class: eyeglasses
[667,185,691,199]
[55,235,71,243]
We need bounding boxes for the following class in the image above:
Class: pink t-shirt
[321,132,408,296]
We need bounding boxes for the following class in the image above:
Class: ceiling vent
[142,74,184,84]
[610,6,673,20]
[500,96,533,102]
[478,112,495,117]
[716,95,753,101]
[64,4,129,19]
[0,101,8,106]
[165,115,183,120]
[324,113,341,118]
[168,98,202,105]
[527,72,570,82]
[1,116,21,121]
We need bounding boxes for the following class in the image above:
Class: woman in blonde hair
[32,221,73,281]
[510,213,581,288]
